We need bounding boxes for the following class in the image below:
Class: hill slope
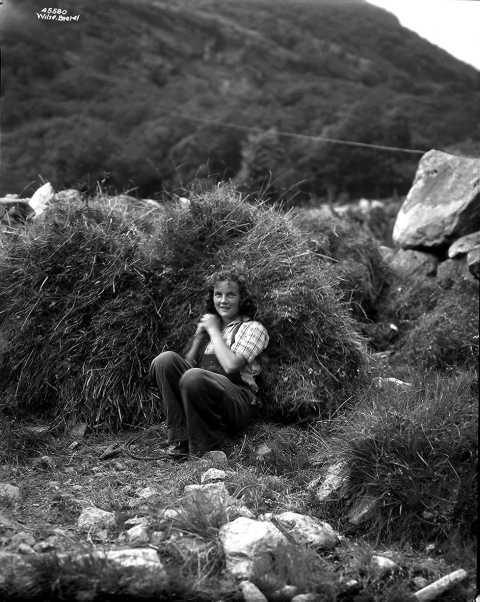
[1,0,479,199]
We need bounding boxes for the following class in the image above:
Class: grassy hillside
[2,0,480,199]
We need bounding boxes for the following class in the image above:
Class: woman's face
[213,280,241,324]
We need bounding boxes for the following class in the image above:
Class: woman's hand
[200,313,221,336]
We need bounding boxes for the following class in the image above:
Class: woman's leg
[179,368,253,454]
[149,351,191,443]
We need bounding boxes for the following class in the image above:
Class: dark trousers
[149,351,253,454]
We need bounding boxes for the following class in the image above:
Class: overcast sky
[367,0,480,70]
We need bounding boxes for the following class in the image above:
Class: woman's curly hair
[204,268,257,319]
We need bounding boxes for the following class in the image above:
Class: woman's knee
[150,350,180,373]
[179,367,207,392]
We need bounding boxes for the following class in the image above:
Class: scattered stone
[371,555,398,575]
[29,182,54,217]
[0,484,21,504]
[9,532,35,551]
[219,517,288,580]
[436,257,473,283]
[240,579,268,602]
[467,246,480,279]
[69,422,87,439]
[33,536,60,553]
[393,150,480,249]
[112,461,126,471]
[200,468,227,483]
[291,595,320,602]
[390,249,438,278]
[150,531,167,546]
[99,443,122,460]
[124,516,149,527]
[308,461,348,502]
[77,506,116,532]
[413,576,429,589]
[162,508,181,520]
[373,376,413,390]
[17,544,35,555]
[32,455,56,469]
[448,231,480,258]
[348,494,378,525]
[54,189,82,203]
[136,486,158,499]
[270,585,299,601]
[183,481,233,512]
[273,512,338,549]
[255,443,273,461]
[378,245,395,263]
[126,523,150,545]
[201,450,228,467]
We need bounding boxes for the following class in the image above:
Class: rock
[291,595,321,602]
[33,535,60,553]
[240,579,268,602]
[393,150,480,249]
[390,249,438,278]
[373,377,413,390]
[124,516,149,527]
[201,450,228,467]
[348,495,378,525]
[0,484,21,503]
[54,189,82,202]
[183,481,233,510]
[77,506,116,532]
[29,182,55,217]
[371,555,398,575]
[32,455,56,469]
[219,517,288,580]
[273,512,338,549]
[413,576,429,589]
[270,585,299,601]
[162,508,181,520]
[9,532,36,551]
[255,443,273,461]
[378,245,395,263]
[126,524,150,544]
[150,531,167,545]
[448,231,480,258]
[136,486,159,499]
[436,257,473,283]
[467,246,480,279]
[200,468,227,483]
[17,544,35,555]
[308,461,348,502]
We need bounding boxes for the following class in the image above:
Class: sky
[367,0,480,70]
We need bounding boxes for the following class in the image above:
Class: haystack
[0,185,368,428]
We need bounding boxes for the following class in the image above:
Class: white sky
[367,0,480,70]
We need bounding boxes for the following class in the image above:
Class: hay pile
[0,185,368,428]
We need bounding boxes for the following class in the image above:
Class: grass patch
[313,370,478,543]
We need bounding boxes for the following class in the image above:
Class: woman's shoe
[165,440,189,460]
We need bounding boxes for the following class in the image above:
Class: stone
[17,544,35,555]
[29,182,55,217]
[226,504,255,521]
[378,245,395,263]
[0,484,21,503]
[32,455,56,469]
[270,585,299,601]
[348,495,378,525]
[390,249,438,278]
[291,595,321,602]
[219,517,288,580]
[273,512,339,549]
[32,536,60,553]
[183,481,233,511]
[413,576,429,589]
[255,443,273,461]
[393,150,480,249]
[436,257,473,283]
[200,468,227,483]
[124,516,149,527]
[54,189,82,203]
[240,579,268,602]
[201,450,228,467]
[371,555,398,575]
[77,506,116,532]
[448,231,480,258]
[150,531,167,545]
[9,532,35,550]
[162,508,181,520]
[467,246,480,279]
[373,377,413,390]
[126,524,150,544]
[136,486,159,499]
[308,461,348,502]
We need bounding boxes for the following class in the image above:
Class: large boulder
[393,150,480,250]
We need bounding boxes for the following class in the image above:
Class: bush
[0,184,367,428]
[315,370,478,541]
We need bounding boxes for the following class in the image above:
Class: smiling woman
[149,268,269,460]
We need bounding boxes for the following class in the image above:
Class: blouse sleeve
[231,321,269,362]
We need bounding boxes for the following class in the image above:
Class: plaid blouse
[203,317,269,392]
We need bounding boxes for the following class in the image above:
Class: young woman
[149,269,269,460]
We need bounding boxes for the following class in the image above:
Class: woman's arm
[201,314,246,374]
